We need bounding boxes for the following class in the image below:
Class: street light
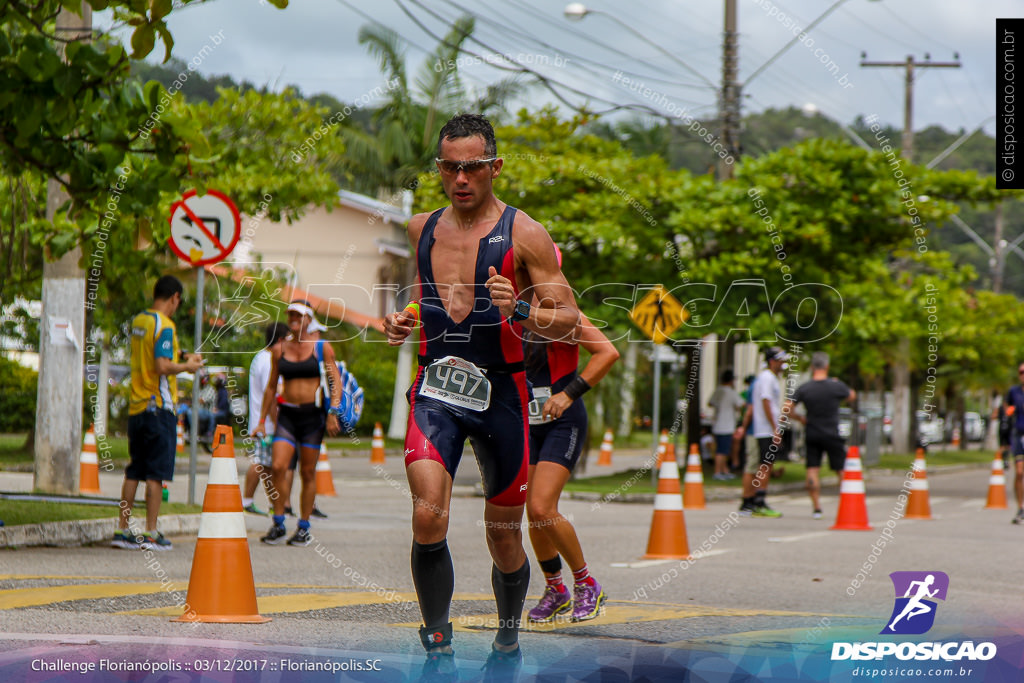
[562,3,716,89]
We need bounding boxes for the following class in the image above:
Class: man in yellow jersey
[113,275,203,551]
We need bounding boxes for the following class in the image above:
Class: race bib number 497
[419,356,491,412]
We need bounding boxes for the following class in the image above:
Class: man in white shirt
[739,347,788,517]
[242,322,288,514]
[708,369,746,480]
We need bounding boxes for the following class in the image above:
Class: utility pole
[718,0,739,181]
[859,54,961,162]
[34,3,92,495]
[859,53,960,453]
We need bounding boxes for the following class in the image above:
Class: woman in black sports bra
[254,300,342,546]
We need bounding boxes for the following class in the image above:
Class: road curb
[0,514,203,549]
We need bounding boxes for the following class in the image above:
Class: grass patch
[875,449,994,470]
[0,432,130,469]
[0,499,200,526]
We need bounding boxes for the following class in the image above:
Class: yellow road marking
[0,582,188,610]
[395,603,830,632]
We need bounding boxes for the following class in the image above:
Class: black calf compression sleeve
[411,539,454,631]
[492,561,530,647]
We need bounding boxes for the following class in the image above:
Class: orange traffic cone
[951,426,961,447]
[176,419,185,454]
[597,429,614,466]
[370,422,386,464]
[173,425,270,624]
[643,454,691,559]
[985,450,1009,509]
[656,429,669,465]
[79,424,101,495]
[316,442,337,496]
[831,446,873,531]
[683,444,706,509]
[904,448,932,520]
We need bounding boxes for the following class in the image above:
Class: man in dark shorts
[383,113,580,677]
[785,352,855,519]
[114,275,202,550]
[1006,362,1024,524]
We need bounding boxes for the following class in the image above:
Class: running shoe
[527,585,571,623]
[243,503,266,515]
[311,505,328,519]
[287,527,312,546]
[812,509,823,520]
[752,505,783,518]
[738,504,756,517]
[571,581,606,622]
[141,531,172,551]
[481,644,522,683]
[261,523,287,544]
[111,529,141,550]
[419,649,458,683]
[1013,509,1024,525]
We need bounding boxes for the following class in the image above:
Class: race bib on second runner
[528,386,552,425]
[419,356,491,412]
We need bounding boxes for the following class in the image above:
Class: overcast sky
[105,0,1012,139]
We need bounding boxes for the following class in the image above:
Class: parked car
[964,412,985,442]
[917,410,944,445]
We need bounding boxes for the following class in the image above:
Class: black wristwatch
[511,299,531,322]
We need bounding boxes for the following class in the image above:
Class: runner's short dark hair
[437,113,497,158]
[153,275,183,302]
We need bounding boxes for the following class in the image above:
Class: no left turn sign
[168,189,241,266]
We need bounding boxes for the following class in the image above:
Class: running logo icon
[881,571,949,635]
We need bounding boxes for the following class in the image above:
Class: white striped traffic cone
[904,448,932,520]
[316,442,337,496]
[79,424,101,495]
[656,429,669,465]
[176,419,185,454]
[985,451,1008,509]
[642,454,691,559]
[597,429,613,466]
[370,422,386,464]
[683,444,706,509]
[172,425,270,623]
[830,446,872,531]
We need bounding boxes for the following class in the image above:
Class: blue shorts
[405,367,529,506]
[127,409,176,481]
[529,399,587,470]
[714,433,733,456]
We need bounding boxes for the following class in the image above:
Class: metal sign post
[168,188,241,506]
[188,267,204,505]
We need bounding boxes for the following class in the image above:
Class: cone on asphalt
[79,424,101,495]
[904,448,932,520]
[985,450,1009,510]
[316,442,337,496]
[656,429,669,465]
[173,425,270,624]
[176,419,185,454]
[831,446,873,531]
[597,429,614,466]
[370,422,386,464]
[683,444,706,510]
[643,455,690,559]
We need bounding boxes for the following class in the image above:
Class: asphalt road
[1,452,1022,682]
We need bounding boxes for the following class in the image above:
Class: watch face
[514,300,530,320]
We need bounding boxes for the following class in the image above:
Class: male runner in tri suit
[383,113,580,676]
[523,284,618,623]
